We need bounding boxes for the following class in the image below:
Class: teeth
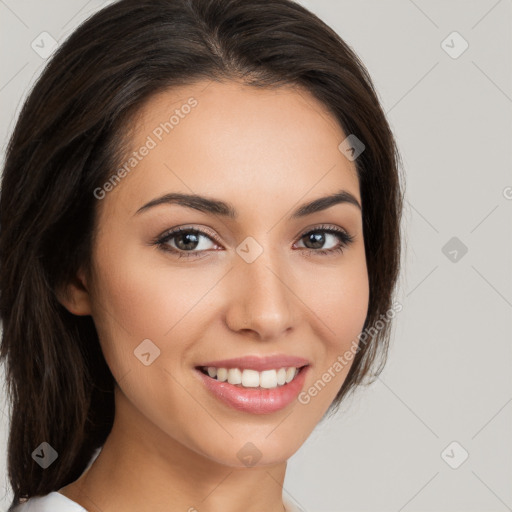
[201,366,301,388]
[285,367,296,383]
[228,368,242,385]
[277,368,287,385]
[260,370,278,389]
[241,369,260,387]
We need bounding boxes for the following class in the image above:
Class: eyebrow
[134,189,361,219]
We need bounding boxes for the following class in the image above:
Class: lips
[194,364,310,414]
[196,354,310,372]
[193,354,311,413]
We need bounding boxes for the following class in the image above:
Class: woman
[0,0,404,510]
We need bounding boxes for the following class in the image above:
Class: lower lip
[195,366,310,414]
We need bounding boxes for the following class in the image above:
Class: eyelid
[294,223,352,241]
[156,224,221,244]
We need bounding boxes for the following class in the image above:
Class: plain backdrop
[1,1,511,511]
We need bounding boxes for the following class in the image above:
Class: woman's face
[80,80,369,467]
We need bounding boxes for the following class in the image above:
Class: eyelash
[154,224,355,260]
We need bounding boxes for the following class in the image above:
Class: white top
[13,492,305,511]
[11,492,87,511]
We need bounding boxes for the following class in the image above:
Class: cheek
[303,256,369,346]
[291,266,369,421]
[91,237,200,331]
[88,240,223,377]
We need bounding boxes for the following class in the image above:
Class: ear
[56,266,92,316]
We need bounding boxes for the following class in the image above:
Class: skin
[58,80,369,512]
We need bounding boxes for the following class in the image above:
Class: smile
[195,365,310,414]
[198,366,302,389]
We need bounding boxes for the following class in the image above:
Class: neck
[59,385,289,512]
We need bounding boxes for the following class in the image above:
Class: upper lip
[197,354,310,372]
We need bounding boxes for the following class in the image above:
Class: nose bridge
[225,237,297,338]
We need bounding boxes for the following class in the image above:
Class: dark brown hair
[0,0,404,507]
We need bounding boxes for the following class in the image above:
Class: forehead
[100,80,361,220]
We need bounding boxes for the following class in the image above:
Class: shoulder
[11,491,88,512]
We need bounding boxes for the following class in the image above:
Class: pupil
[177,232,199,250]
[306,232,324,249]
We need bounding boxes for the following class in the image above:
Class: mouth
[196,364,308,389]
[194,363,311,414]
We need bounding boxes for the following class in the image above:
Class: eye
[294,225,355,256]
[155,226,220,259]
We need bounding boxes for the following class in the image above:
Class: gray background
[1,0,511,511]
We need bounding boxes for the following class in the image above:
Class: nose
[224,245,298,341]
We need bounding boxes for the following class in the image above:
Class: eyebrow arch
[134,189,361,219]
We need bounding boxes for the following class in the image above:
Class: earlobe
[56,267,92,316]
